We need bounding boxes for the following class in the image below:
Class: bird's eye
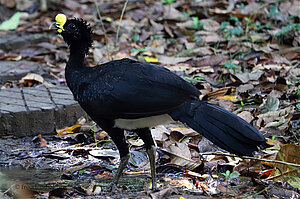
[69,23,76,29]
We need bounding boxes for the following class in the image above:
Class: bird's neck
[65,43,89,93]
[67,44,88,69]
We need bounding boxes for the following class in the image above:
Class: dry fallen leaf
[237,111,254,123]
[271,144,300,188]
[19,73,44,84]
[156,55,191,65]
[57,124,83,135]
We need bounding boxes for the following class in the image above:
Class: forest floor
[0,0,299,198]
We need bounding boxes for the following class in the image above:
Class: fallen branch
[200,152,300,167]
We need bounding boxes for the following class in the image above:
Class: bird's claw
[108,182,121,192]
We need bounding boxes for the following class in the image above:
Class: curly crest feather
[61,18,93,55]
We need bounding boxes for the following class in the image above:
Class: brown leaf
[269,187,300,198]
[156,55,191,65]
[200,19,220,31]
[236,84,254,93]
[272,144,300,188]
[195,31,225,43]
[163,5,189,21]
[163,21,174,38]
[237,111,254,123]
[19,73,44,84]
[196,55,228,67]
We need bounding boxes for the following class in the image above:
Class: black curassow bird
[51,14,266,189]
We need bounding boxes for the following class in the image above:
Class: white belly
[114,114,174,130]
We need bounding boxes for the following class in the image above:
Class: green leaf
[230,27,244,35]
[229,16,239,22]
[236,3,245,9]
[244,17,251,24]
[240,101,245,107]
[131,33,140,43]
[225,170,230,177]
[220,21,230,30]
[131,48,147,52]
[183,76,204,83]
[161,0,176,4]
[223,60,239,75]
[223,60,240,69]
[0,12,20,30]
[150,34,164,40]
[190,17,203,30]
[275,23,300,38]
[229,171,240,179]
[269,4,280,15]
[298,85,300,94]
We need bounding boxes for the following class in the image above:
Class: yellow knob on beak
[49,13,67,33]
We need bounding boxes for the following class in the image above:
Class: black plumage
[52,15,266,189]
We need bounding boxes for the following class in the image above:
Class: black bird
[51,14,266,189]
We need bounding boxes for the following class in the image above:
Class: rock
[0,86,84,137]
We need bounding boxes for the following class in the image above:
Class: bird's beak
[49,22,64,33]
[49,22,57,30]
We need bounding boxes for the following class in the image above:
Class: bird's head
[51,14,93,53]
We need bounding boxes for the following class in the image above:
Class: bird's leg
[146,145,157,190]
[135,128,157,190]
[98,122,129,190]
[113,153,130,186]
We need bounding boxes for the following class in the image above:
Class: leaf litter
[0,0,299,198]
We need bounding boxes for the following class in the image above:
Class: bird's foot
[151,182,158,191]
[108,182,121,192]
[108,154,130,192]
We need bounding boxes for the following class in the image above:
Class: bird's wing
[78,59,200,119]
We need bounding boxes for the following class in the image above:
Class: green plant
[190,17,203,30]
[224,27,244,40]
[183,76,205,84]
[115,0,129,48]
[131,48,147,52]
[213,41,220,56]
[161,0,176,4]
[269,4,281,16]
[150,34,164,40]
[234,101,255,107]
[236,3,245,9]
[297,85,300,110]
[219,170,240,195]
[92,123,98,147]
[275,23,300,39]
[131,29,140,43]
[252,21,271,31]
[223,60,240,75]
[220,21,230,30]
[221,17,244,40]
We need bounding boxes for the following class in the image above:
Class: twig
[200,152,300,167]
[115,0,129,49]
[266,169,297,180]
[245,182,276,199]
[94,0,111,61]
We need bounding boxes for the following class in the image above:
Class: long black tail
[170,98,266,156]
